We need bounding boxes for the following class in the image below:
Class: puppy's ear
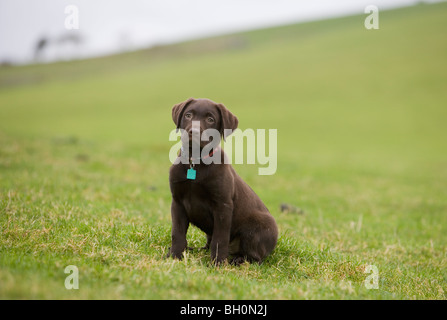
[172,98,195,132]
[216,103,238,141]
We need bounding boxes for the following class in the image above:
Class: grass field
[1,3,447,299]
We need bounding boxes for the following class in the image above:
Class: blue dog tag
[187,168,196,180]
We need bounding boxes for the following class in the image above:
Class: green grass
[1,3,447,299]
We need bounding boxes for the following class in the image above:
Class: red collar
[201,146,219,161]
[181,146,220,163]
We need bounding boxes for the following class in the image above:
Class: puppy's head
[172,98,238,148]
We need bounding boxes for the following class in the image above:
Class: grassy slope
[1,3,446,299]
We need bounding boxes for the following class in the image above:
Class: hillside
[1,3,446,299]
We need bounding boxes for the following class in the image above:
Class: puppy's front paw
[211,255,228,266]
[166,247,183,260]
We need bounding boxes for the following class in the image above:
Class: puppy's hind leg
[236,214,278,264]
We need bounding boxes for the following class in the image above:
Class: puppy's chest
[177,183,216,230]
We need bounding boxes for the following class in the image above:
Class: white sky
[0,0,442,64]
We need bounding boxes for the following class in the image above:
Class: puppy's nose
[188,127,201,136]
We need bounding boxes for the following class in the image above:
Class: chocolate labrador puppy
[168,98,278,265]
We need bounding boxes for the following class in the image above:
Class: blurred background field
[1,2,446,299]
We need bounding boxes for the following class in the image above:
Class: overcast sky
[0,0,442,64]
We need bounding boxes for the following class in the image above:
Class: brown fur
[168,98,278,265]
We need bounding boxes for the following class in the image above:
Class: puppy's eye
[185,113,192,120]
[207,117,215,123]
